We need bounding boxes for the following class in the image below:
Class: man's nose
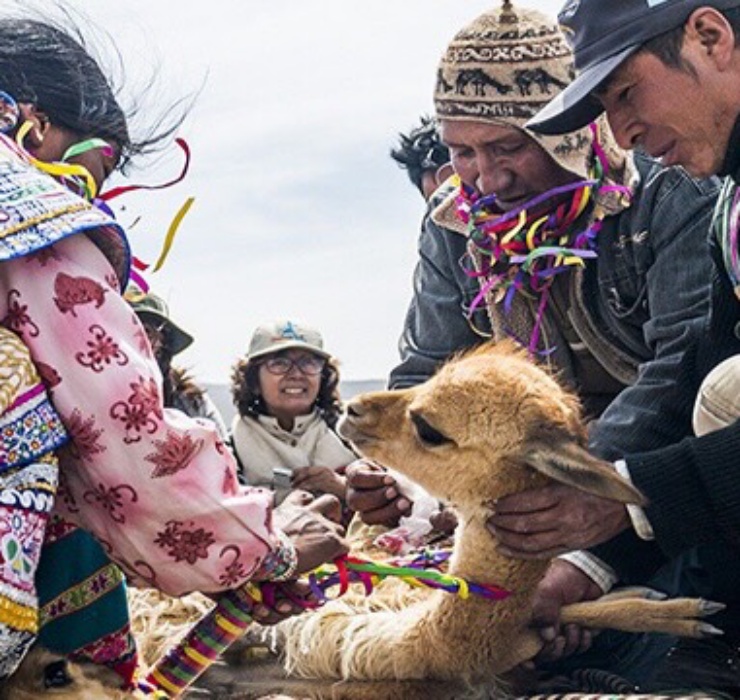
[607,107,642,150]
[477,159,514,197]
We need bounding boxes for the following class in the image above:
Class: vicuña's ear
[524,439,646,506]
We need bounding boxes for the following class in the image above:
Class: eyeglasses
[263,355,325,376]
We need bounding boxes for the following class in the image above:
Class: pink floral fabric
[0,234,278,596]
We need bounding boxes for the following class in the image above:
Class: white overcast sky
[60,0,565,383]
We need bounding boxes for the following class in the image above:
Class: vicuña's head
[339,342,644,510]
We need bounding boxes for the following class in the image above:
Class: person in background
[0,14,347,687]
[127,285,228,439]
[230,320,357,507]
[390,114,453,201]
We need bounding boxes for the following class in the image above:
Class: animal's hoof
[699,600,727,616]
[697,622,724,637]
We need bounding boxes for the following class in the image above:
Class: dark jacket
[595,183,740,581]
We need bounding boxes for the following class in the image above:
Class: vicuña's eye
[411,412,454,447]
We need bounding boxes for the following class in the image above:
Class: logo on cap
[275,321,305,342]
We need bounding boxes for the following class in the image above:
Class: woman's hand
[291,466,347,499]
[274,494,349,575]
[249,580,321,625]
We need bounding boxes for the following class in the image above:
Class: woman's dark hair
[0,12,192,169]
[230,352,343,428]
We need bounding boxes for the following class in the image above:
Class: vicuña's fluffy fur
[279,342,718,684]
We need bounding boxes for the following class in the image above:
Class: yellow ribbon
[151,197,195,272]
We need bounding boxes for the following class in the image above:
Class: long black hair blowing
[0,10,192,169]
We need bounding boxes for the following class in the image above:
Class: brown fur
[277,342,715,685]
[1,649,134,700]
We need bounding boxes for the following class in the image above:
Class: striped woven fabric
[520,695,720,699]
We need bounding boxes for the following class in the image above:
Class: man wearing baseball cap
[489,0,740,689]
[529,0,740,173]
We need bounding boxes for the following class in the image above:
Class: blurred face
[258,349,325,428]
[596,11,736,178]
[440,119,579,211]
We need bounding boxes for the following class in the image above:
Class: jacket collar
[719,112,740,182]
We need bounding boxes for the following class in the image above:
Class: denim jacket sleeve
[389,210,489,389]
[588,159,719,461]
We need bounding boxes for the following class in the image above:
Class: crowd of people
[0,0,740,695]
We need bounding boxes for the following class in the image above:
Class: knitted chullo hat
[434,1,623,182]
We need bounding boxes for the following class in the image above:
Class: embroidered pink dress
[0,137,283,598]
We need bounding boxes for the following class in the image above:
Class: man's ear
[17,103,51,147]
[686,7,736,68]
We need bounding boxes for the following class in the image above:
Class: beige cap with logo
[247,320,331,361]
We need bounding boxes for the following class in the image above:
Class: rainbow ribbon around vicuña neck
[458,123,631,355]
[144,551,511,697]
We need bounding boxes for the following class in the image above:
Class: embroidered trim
[0,592,37,632]
[39,562,125,626]
[0,384,68,470]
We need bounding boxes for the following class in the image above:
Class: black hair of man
[390,115,450,195]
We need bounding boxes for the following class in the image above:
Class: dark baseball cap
[528,0,740,135]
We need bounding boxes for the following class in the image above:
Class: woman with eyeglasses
[230,320,357,505]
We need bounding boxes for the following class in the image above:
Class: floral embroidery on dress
[75,324,128,372]
[145,431,204,478]
[110,376,161,444]
[65,409,106,460]
[82,482,137,523]
[218,545,249,587]
[68,623,137,683]
[53,272,107,316]
[154,520,216,565]
[3,290,40,338]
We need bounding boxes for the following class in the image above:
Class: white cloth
[692,354,740,436]
[231,410,356,504]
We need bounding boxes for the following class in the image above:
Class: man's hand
[526,559,603,665]
[488,483,630,558]
[291,466,347,499]
[274,494,349,575]
[345,460,412,526]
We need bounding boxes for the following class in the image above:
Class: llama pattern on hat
[434,7,575,121]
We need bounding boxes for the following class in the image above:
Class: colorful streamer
[458,122,632,354]
[145,551,511,697]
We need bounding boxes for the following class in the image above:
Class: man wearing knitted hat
[346,1,737,691]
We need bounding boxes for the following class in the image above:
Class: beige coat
[231,410,356,504]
